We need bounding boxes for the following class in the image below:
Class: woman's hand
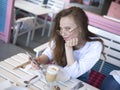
[65,37,78,47]
[29,57,40,70]
[29,54,50,70]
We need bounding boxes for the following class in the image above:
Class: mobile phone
[26,52,40,67]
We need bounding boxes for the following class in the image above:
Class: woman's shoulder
[79,40,102,52]
[87,40,102,47]
[75,40,102,52]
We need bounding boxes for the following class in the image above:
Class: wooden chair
[88,25,120,68]
[12,16,35,46]
[87,25,120,88]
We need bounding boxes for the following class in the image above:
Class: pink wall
[107,2,120,19]
[86,11,120,36]
[0,0,14,43]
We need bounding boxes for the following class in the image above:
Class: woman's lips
[63,36,69,41]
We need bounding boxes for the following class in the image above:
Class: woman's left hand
[65,37,78,47]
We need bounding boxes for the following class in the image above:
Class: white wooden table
[0,53,99,90]
[14,0,53,40]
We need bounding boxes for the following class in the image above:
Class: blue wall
[0,0,7,32]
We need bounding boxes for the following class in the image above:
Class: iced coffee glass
[45,65,59,90]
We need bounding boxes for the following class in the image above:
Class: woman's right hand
[29,57,40,70]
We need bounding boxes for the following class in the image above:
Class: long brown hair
[50,7,105,67]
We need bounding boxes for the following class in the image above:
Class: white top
[42,41,102,78]
[110,70,120,84]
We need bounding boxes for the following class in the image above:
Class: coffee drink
[45,65,59,82]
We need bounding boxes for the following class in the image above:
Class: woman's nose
[61,32,66,36]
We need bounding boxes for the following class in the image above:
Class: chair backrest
[88,25,120,69]
[14,17,35,32]
[12,16,35,46]
[47,0,66,13]
[46,0,69,19]
[34,42,49,57]
[26,0,44,5]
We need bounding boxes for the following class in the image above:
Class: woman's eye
[60,27,71,32]
[65,27,71,31]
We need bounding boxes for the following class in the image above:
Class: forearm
[65,45,75,65]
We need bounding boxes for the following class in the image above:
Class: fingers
[30,58,40,70]
[31,61,40,70]
[66,38,78,47]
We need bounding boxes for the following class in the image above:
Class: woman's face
[59,16,81,41]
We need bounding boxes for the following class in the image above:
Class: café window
[70,0,102,7]
[69,0,115,15]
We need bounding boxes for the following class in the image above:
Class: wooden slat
[102,38,111,46]
[102,38,120,51]
[88,25,120,42]
[11,54,29,63]
[104,48,120,59]
[1,59,36,76]
[17,53,30,59]
[106,57,120,67]
[0,76,6,82]
[59,79,81,90]
[109,42,120,51]
[0,61,29,78]
[0,67,21,84]
[8,54,30,68]
[4,58,20,67]
[4,57,30,70]
[33,80,47,90]
[27,85,40,90]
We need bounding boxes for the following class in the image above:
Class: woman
[32,7,104,82]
